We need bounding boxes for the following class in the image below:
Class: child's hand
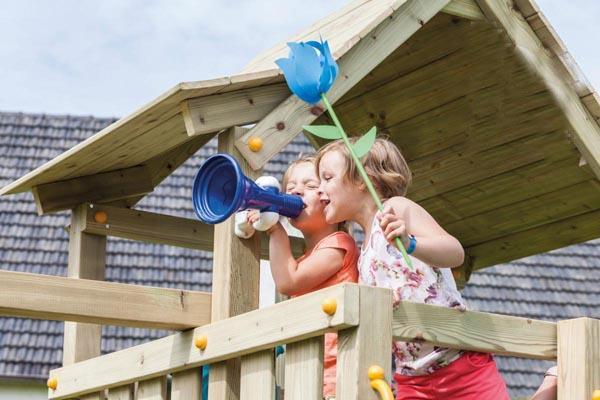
[247,209,260,225]
[379,205,410,247]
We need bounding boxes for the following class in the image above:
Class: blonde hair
[315,137,412,199]
[283,153,348,233]
[282,153,317,190]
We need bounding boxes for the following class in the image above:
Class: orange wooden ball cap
[47,377,58,390]
[94,210,108,224]
[248,137,263,152]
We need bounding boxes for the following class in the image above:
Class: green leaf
[302,125,343,140]
[352,126,377,158]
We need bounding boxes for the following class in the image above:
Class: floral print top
[359,210,467,376]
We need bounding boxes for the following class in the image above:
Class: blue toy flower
[275,39,339,104]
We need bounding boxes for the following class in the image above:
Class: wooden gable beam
[79,203,305,259]
[477,0,600,179]
[234,0,452,170]
[32,165,154,215]
[181,83,290,136]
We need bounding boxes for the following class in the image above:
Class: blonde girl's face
[285,162,329,231]
[318,150,363,224]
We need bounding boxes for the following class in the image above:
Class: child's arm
[265,223,346,296]
[379,197,464,268]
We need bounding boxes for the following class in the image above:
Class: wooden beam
[441,0,484,20]
[32,165,153,215]
[235,0,452,170]
[477,0,600,179]
[60,204,106,400]
[337,285,392,400]
[0,269,211,330]
[557,318,600,400]
[209,126,261,400]
[47,283,359,400]
[79,203,305,258]
[181,83,289,136]
[392,301,557,360]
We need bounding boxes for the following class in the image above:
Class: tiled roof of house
[0,111,598,398]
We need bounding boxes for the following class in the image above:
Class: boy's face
[318,150,362,224]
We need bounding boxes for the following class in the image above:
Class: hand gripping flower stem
[320,94,413,268]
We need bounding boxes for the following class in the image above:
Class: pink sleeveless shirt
[359,211,466,376]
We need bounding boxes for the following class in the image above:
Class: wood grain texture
[47,283,359,399]
[393,301,557,359]
[0,269,211,329]
[285,337,324,400]
[557,318,600,400]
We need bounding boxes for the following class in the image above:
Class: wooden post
[208,127,262,400]
[557,317,600,400]
[62,203,106,400]
[337,286,392,400]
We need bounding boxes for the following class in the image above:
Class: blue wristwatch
[407,235,417,254]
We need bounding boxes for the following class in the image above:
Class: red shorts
[394,352,510,400]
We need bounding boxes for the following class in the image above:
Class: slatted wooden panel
[284,337,324,400]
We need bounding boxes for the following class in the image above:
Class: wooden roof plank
[477,0,600,179]
[468,208,600,270]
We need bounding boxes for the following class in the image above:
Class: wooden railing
[2,272,599,399]
[44,283,393,400]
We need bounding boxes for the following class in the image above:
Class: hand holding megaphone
[234,176,282,238]
[192,153,305,225]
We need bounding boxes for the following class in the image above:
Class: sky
[0,0,598,118]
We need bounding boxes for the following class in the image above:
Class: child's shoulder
[385,196,419,213]
[327,230,356,245]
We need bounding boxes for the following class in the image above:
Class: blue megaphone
[192,153,305,224]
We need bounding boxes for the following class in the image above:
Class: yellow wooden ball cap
[195,335,208,350]
[47,377,58,390]
[248,137,263,152]
[368,365,385,381]
[592,389,600,400]
[321,298,337,315]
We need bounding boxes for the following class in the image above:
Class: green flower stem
[321,94,413,268]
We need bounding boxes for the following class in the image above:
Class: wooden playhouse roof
[2,0,599,274]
